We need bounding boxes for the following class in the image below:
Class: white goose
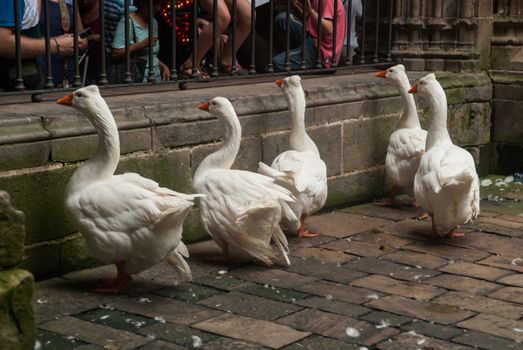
[376,64,427,206]
[58,85,200,293]
[193,97,295,265]
[409,74,480,237]
[258,76,327,238]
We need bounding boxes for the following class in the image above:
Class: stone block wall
[0,72,492,278]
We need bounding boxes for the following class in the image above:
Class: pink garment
[306,0,347,68]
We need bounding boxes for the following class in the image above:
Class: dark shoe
[179,65,210,81]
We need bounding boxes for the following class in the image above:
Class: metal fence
[1,0,394,97]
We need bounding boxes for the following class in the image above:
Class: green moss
[19,241,61,279]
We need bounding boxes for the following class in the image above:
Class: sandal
[179,64,210,81]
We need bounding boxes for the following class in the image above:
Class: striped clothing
[104,0,125,47]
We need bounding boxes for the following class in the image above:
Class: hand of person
[78,37,88,51]
[88,33,101,43]
[136,36,159,49]
[54,34,75,56]
[160,62,170,81]
[292,0,312,17]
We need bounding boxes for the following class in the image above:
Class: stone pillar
[392,0,494,72]
[491,0,523,70]
[0,191,36,350]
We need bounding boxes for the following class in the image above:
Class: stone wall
[0,72,492,278]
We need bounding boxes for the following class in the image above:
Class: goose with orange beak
[258,75,327,238]
[57,85,201,293]
[375,64,427,207]
[409,74,480,238]
[193,96,295,265]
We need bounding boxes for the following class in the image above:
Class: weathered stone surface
[493,100,523,143]
[0,141,50,172]
[448,102,491,146]
[59,233,99,274]
[19,240,61,278]
[0,191,25,268]
[434,291,523,319]
[376,331,474,350]
[0,268,36,350]
[351,275,446,301]
[326,167,385,207]
[457,313,523,342]
[425,274,502,295]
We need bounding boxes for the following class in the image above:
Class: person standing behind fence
[104,0,125,48]
[79,0,101,84]
[273,0,346,71]
[341,0,361,63]
[38,0,88,87]
[0,0,76,90]
[179,0,252,79]
[111,0,170,82]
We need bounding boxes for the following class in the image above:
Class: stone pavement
[33,199,523,350]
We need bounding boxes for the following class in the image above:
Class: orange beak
[408,85,418,94]
[57,94,73,106]
[275,79,284,87]
[198,102,210,111]
[375,69,387,78]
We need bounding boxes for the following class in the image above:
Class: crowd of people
[0,0,363,91]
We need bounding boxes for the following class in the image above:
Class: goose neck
[287,89,319,156]
[395,75,421,129]
[425,85,452,150]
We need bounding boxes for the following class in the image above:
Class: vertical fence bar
[331,0,338,68]
[211,0,219,76]
[170,0,177,79]
[99,0,108,84]
[300,0,307,69]
[372,0,379,63]
[359,0,366,63]
[345,0,352,66]
[43,0,53,87]
[14,0,24,90]
[73,0,81,86]
[386,0,393,62]
[147,0,155,82]
[267,0,274,72]
[284,0,291,71]
[191,0,197,76]
[249,0,256,74]
[315,0,323,68]
[124,0,132,83]
[231,0,237,75]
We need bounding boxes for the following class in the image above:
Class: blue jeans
[273,12,317,71]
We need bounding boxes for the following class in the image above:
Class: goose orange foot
[297,215,318,238]
[94,262,131,294]
[445,230,465,238]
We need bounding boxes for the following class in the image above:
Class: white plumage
[59,85,199,292]
[193,97,295,265]
[376,64,427,203]
[410,74,480,237]
[258,76,327,237]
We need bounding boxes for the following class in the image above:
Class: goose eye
[75,92,83,97]
[389,69,394,73]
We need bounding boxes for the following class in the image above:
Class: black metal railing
[0,0,395,97]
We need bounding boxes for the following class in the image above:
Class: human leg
[220,0,252,72]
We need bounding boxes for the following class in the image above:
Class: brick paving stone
[404,240,490,262]
[291,247,354,264]
[478,255,523,273]
[197,291,303,320]
[444,231,523,258]
[193,275,256,291]
[464,217,523,237]
[401,320,464,340]
[352,231,415,249]
[457,313,523,342]
[229,266,318,289]
[287,256,367,283]
[281,335,361,350]
[359,311,411,327]
[276,308,377,343]
[136,340,187,350]
[152,282,223,302]
[498,274,523,287]
[380,219,435,240]
[425,274,502,295]
[366,295,475,325]
[75,308,156,332]
[434,291,523,319]
[306,211,392,238]
[342,202,425,222]
[376,331,475,350]
[295,297,371,318]
[344,257,439,282]
[320,238,396,258]
[111,294,222,326]
[201,338,270,349]
[72,345,105,350]
[39,316,149,350]
[452,330,523,350]
[137,322,218,348]
[236,283,310,303]
[351,275,446,301]
[439,261,513,281]
[488,286,523,304]
[193,313,310,349]
[381,250,449,270]
[496,214,523,224]
[37,329,88,349]
[294,280,383,304]
[285,234,338,250]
